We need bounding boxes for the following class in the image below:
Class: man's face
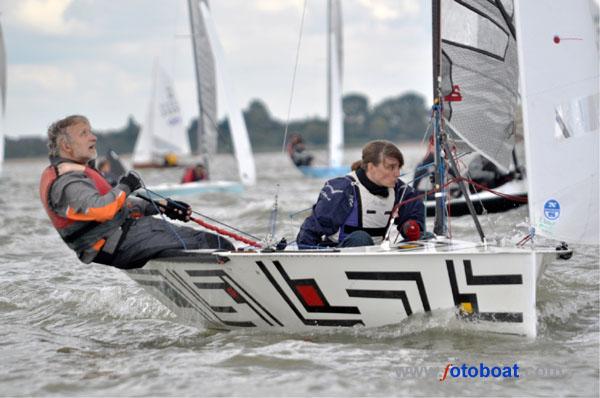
[366,156,401,188]
[62,121,97,163]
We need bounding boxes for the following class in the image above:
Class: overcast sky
[0,0,433,138]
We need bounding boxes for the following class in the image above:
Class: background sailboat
[0,19,6,175]
[298,0,350,178]
[132,61,191,169]
[189,0,256,186]
[146,0,256,197]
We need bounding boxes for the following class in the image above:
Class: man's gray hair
[47,115,89,156]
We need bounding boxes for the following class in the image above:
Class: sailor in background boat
[412,137,514,196]
[466,155,514,190]
[181,163,208,183]
[39,115,234,269]
[96,157,119,187]
[163,152,179,167]
[412,136,435,196]
[287,133,314,167]
[297,140,424,248]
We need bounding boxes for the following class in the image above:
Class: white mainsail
[133,62,191,166]
[327,0,344,168]
[197,1,256,185]
[440,0,519,172]
[0,19,6,175]
[515,0,599,245]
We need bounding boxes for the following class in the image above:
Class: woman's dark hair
[354,140,404,170]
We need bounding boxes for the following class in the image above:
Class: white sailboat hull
[126,239,561,337]
[145,180,243,198]
[298,165,350,179]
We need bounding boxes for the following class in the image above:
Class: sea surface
[0,146,598,397]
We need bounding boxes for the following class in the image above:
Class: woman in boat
[39,115,234,269]
[297,140,425,248]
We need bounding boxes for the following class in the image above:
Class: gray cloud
[0,0,431,137]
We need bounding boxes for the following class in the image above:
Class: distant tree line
[5,91,428,159]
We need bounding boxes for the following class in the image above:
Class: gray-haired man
[39,115,233,269]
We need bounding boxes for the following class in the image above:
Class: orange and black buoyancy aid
[39,164,114,248]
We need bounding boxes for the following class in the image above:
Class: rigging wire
[143,188,262,242]
[281,0,309,154]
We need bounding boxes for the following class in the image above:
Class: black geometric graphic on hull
[445,259,523,323]
[256,261,364,327]
[165,269,255,328]
[345,271,431,318]
[186,269,283,327]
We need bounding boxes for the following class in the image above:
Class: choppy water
[0,147,598,397]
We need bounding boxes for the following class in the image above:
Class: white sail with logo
[133,62,191,167]
[515,0,599,244]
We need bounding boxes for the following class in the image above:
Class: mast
[431,0,446,236]
[431,0,485,242]
[327,0,344,168]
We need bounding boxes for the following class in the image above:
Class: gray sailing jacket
[47,157,157,263]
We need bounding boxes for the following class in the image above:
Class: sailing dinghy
[146,0,256,198]
[298,0,349,179]
[125,0,598,337]
[0,19,6,176]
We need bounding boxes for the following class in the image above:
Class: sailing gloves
[118,171,142,192]
[160,199,192,222]
[400,220,421,241]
